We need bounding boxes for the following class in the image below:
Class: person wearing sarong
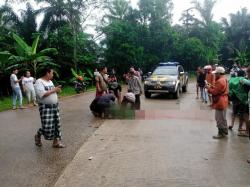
[34,67,65,148]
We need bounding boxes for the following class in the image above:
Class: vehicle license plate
[154,84,162,89]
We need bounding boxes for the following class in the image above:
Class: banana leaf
[71,68,78,78]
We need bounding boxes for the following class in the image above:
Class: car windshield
[152,67,178,75]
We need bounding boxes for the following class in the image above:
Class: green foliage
[2,33,58,76]
[0,0,250,99]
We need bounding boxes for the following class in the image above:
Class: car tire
[145,91,151,98]
[173,86,180,99]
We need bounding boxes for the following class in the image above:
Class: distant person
[204,65,215,105]
[230,63,240,77]
[10,68,26,110]
[207,67,228,139]
[196,67,201,99]
[239,66,250,137]
[94,68,99,77]
[130,67,141,80]
[34,67,65,148]
[95,66,109,97]
[90,93,116,118]
[108,73,122,104]
[128,69,143,110]
[197,68,207,103]
[121,90,136,109]
[22,71,37,106]
[228,70,246,131]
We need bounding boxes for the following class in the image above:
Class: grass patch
[0,97,28,112]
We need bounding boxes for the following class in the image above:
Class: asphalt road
[0,91,102,187]
[1,82,250,187]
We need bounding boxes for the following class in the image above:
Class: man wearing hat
[206,67,229,139]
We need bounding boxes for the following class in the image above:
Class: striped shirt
[128,75,143,95]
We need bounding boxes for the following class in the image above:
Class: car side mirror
[147,72,152,76]
[180,71,184,75]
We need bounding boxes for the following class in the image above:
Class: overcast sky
[1,0,250,34]
[130,0,250,23]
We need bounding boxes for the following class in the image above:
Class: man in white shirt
[22,71,37,106]
[34,67,65,148]
[10,68,25,110]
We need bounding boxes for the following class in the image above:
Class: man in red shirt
[206,67,228,139]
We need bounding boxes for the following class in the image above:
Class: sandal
[238,132,249,137]
[34,135,42,147]
[247,159,250,164]
[53,142,66,148]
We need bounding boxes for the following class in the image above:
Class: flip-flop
[247,159,250,164]
[238,132,249,137]
[53,143,66,148]
[34,135,42,147]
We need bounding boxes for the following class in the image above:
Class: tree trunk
[73,26,77,70]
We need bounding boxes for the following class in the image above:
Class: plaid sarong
[37,103,62,140]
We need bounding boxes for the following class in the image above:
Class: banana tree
[8,33,58,76]
[235,48,248,66]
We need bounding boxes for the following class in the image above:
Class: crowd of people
[9,66,144,149]
[90,66,143,118]
[197,63,250,163]
[8,64,250,163]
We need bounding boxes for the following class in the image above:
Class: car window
[153,67,178,75]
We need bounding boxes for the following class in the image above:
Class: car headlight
[166,81,176,85]
[171,81,176,85]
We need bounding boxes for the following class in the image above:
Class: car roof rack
[159,62,180,66]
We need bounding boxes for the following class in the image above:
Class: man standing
[128,69,143,110]
[207,67,228,139]
[10,68,25,110]
[22,71,37,106]
[205,65,215,105]
[34,67,65,148]
[95,66,109,97]
[197,68,207,103]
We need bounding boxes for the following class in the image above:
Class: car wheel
[173,86,180,99]
[145,91,151,98]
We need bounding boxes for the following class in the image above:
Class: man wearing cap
[206,67,229,139]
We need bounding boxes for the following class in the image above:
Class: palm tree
[221,8,250,65]
[191,0,216,27]
[18,2,41,45]
[0,4,19,30]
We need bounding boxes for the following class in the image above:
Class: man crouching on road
[34,67,65,148]
[206,67,229,139]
